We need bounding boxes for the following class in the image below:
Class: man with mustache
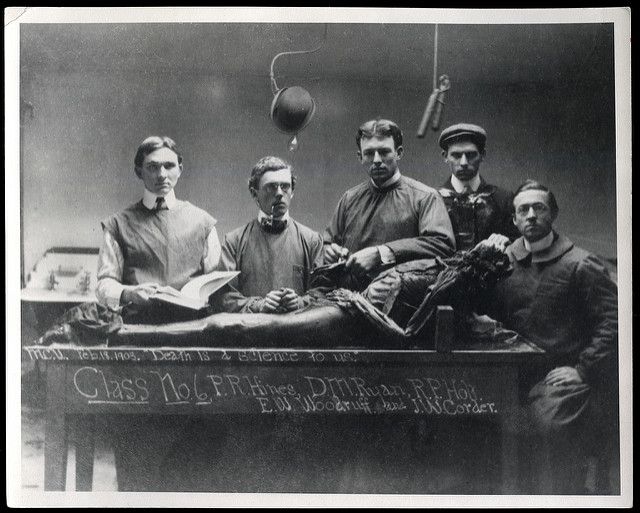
[487,180,618,494]
[214,155,323,313]
[97,135,221,323]
[437,123,519,251]
[324,118,455,289]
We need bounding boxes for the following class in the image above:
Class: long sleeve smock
[323,175,455,266]
[214,218,324,313]
[488,233,618,385]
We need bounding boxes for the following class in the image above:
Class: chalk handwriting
[68,366,501,416]
[24,347,360,363]
[24,347,68,361]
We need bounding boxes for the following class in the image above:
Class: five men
[324,118,455,288]
[486,180,618,493]
[437,123,519,250]
[92,127,619,494]
[214,156,323,312]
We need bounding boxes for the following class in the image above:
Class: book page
[180,271,240,301]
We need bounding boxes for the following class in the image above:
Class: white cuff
[377,245,396,265]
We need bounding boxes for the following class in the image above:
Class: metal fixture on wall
[417,24,451,138]
[20,98,35,288]
[269,25,328,151]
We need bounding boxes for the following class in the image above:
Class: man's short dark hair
[513,179,559,217]
[356,119,403,151]
[248,156,297,192]
[134,136,183,170]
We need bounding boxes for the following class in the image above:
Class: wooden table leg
[75,415,95,491]
[434,305,454,353]
[500,367,519,494]
[44,364,67,491]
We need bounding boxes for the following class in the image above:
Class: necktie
[155,197,168,211]
[260,217,288,234]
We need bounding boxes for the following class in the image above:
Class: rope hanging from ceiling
[417,24,451,138]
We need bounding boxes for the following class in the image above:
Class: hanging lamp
[269,25,328,151]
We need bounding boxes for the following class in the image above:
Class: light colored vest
[102,200,216,290]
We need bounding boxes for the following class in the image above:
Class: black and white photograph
[5,7,632,508]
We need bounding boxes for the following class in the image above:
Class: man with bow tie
[438,123,519,251]
[96,135,220,325]
[214,155,323,313]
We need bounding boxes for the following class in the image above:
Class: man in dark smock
[437,123,519,251]
[324,118,455,289]
[487,180,618,494]
[214,156,323,313]
[320,120,455,492]
[96,136,221,491]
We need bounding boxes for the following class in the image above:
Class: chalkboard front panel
[64,362,514,417]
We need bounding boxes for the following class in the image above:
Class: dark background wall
[20,23,617,276]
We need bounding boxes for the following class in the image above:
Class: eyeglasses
[262,182,292,194]
[515,203,550,216]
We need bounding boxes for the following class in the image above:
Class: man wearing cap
[438,123,519,251]
[486,179,618,493]
[213,155,323,313]
[324,118,455,289]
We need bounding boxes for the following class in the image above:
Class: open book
[150,271,239,310]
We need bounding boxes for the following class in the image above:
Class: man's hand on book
[121,282,161,306]
[154,286,182,297]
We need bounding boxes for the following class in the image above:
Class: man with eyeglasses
[437,123,519,251]
[214,155,323,313]
[324,118,455,289]
[484,179,618,494]
[190,156,324,492]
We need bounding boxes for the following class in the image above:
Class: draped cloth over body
[38,245,516,351]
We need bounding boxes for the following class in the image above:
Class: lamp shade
[270,86,316,134]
